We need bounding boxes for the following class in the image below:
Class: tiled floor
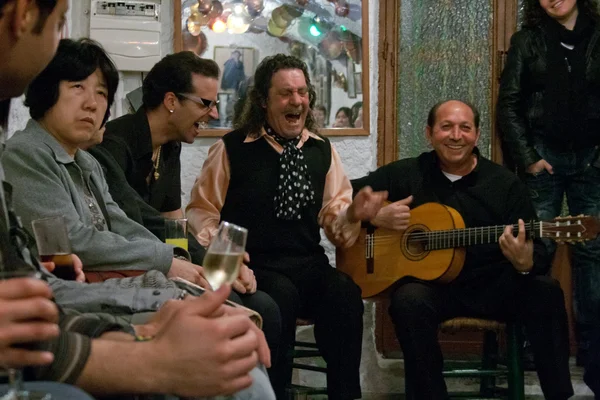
[291,302,594,399]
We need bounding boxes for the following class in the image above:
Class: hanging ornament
[318,31,343,60]
[335,0,350,17]
[187,11,210,35]
[289,41,307,59]
[227,13,250,34]
[244,0,264,18]
[271,6,292,29]
[267,18,287,37]
[197,0,212,15]
[208,1,224,18]
[209,16,227,32]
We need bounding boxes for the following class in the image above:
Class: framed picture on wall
[213,46,258,93]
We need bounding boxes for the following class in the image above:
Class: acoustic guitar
[336,202,600,298]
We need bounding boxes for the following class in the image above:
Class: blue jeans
[523,142,600,351]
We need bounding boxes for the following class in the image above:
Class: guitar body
[336,203,466,298]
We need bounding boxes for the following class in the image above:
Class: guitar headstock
[541,215,600,244]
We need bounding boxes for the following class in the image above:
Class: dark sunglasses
[177,93,219,109]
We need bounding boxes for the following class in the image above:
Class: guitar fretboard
[411,221,541,251]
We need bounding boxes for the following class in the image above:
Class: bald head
[427,100,480,129]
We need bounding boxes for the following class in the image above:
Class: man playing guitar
[351,100,574,400]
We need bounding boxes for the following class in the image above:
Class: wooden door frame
[376,0,519,167]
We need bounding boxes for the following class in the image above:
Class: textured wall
[7,0,380,264]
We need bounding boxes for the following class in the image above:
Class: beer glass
[202,221,247,290]
[0,270,52,400]
[31,216,76,281]
[164,218,188,251]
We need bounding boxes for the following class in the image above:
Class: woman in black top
[497,0,600,367]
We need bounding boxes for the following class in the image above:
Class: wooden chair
[405,317,525,400]
[286,318,328,398]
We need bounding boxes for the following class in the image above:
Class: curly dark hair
[234,54,317,136]
[522,0,600,27]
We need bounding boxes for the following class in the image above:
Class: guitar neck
[419,221,541,251]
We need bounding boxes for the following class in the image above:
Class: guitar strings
[363,222,583,242]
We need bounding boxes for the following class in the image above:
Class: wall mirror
[174,0,369,136]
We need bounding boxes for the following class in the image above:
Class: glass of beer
[202,221,247,290]
[31,216,76,281]
[165,218,188,251]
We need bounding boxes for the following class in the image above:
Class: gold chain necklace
[152,146,162,180]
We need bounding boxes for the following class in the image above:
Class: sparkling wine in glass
[202,221,247,290]
[0,270,52,400]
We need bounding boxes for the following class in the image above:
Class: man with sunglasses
[99,52,219,221]
[88,52,283,374]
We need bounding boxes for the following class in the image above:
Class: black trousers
[253,262,364,400]
[388,274,573,400]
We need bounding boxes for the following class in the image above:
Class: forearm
[319,146,361,247]
[161,209,184,219]
[76,340,163,396]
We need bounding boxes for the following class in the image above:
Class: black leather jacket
[497,25,600,171]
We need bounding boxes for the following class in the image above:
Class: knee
[244,291,281,322]
[530,276,566,310]
[243,365,276,400]
[326,271,364,314]
[389,283,436,324]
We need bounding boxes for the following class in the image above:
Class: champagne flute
[0,270,52,400]
[202,221,248,290]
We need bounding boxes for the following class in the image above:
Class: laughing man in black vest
[186,54,388,400]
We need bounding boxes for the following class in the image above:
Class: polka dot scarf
[266,125,315,220]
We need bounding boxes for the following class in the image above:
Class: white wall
[7,0,380,263]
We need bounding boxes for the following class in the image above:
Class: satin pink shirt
[186,128,360,249]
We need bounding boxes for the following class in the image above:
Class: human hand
[42,254,85,283]
[232,253,256,294]
[526,159,553,175]
[149,285,265,397]
[371,196,413,231]
[0,278,59,368]
[347,186,388,223]
[222,304,270,367]
[168,258,210,289]
[499,219,534,273]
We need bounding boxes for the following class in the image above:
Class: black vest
[221,129,331,271]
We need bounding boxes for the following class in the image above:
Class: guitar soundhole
[402,226,430,261]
